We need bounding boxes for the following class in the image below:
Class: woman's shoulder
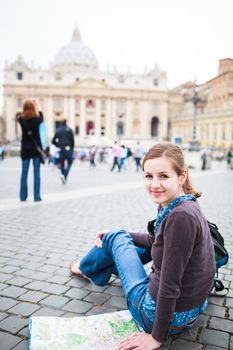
[167,201,202,223]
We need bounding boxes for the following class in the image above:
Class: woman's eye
[160,174,168,179]
[145,174,152,179]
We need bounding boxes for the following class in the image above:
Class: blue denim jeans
[59,150,73,179]
[80,230,207,335]
[20,158,41,201]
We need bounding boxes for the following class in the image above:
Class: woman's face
[143,157,187,208]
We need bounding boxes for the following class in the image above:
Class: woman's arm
[130,231,154,248]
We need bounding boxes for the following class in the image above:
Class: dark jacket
[130,200,216,342]
[52,125,74,151]
[17,112,43,160]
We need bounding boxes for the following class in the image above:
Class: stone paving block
[0,273,12,282]
[7,277,32,287]
[209,316,233,332]
[65,278,88,288]
[21,262,43,270]
[7,259,26,267]
[41,283,70,295]
[225,298,233,308]
[14,268,34,277]
[11,340,28,350]
[205,346,228,350]
[169,339,203,349]
[29,271,52,281]
[84,292,110,305]
[18,291,48,303]
[37,264,59,273]
[8,302,40,317]
[105,296,127,309]
[0,316,28,334]
[0,282,7,291]
[0,312,8,321]
[0,297,18,311]
[31,307,65,317]
[0,331,21,350]
[83,283,108,293]
[199,329,229,348]
[40,295,69,308]
[62,299,92,313]
[208,297,224,306]
[203,304,226,318]
[104,285,124,296]
[45,275,70,284]
[0,286,27,298]
[55,267,71,277]
[24,280,51,291]
[0,265,20,273]
[18,326,29,338]
[64,287,90,300]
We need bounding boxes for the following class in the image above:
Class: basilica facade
[2,28,233,148]
[2,28,168,147]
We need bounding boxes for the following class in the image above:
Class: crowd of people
[0,98,232,203]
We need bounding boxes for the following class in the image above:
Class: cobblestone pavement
[0,157,232,349]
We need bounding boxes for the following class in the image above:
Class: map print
[29,310,138,350]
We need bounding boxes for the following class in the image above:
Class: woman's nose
[151,177,160,188]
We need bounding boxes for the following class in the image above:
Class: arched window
[151,116,159,137]
[116,121,124,136]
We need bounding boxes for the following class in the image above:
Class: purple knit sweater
[130,200,216,342]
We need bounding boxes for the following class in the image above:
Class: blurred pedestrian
[70,143,215,349]
[16,100,44,201]
[110,141,121,172]
[226,147,233,169]
[52,119,74,184]
[134,141,144,171]
[89,145,97,168]
[119,145,127,170]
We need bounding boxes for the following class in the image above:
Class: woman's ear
[180,169,188,185]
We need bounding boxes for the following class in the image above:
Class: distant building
[2,27,168,147]
[169,58,233,148]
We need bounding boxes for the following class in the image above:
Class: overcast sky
[0,0,232,108]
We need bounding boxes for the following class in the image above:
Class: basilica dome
[53,28,99,69]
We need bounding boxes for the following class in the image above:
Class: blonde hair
[142,143,202,198]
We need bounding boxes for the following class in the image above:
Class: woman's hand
[95,230,110,248]
[116,332,161,350]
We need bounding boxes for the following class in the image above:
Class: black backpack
[208,221,229,296]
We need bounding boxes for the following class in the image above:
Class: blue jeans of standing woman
[80,230,208,336]
[20,157,41,201]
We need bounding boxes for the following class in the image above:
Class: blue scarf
[154,194,196,234]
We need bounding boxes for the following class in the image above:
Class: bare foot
[69,261,91,282]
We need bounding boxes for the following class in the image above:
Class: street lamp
[182,83,210,151]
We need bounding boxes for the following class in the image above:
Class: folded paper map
[29,310,138,350]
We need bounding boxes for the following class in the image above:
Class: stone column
[63,97,69,120]
[140,100,149,138]
[125,99,132,138]
[159,102,168,141]
[105,98,111,139]
[216,123,222,144]
[5,96,15,141]
[69,97,75,131]
[111,99,117,140]
[225,122,232,145]
[95,99,101,138]
[80,97,86,137]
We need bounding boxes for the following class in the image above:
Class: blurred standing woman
[17,100,43,202]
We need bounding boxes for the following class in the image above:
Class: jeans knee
[103,229,132,251]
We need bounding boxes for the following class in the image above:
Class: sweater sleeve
[129,232,155,248]
[151,211,197,342]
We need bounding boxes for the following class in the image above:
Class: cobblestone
[0,158,233,349]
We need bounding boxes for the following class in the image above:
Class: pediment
[75,78,110,89]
